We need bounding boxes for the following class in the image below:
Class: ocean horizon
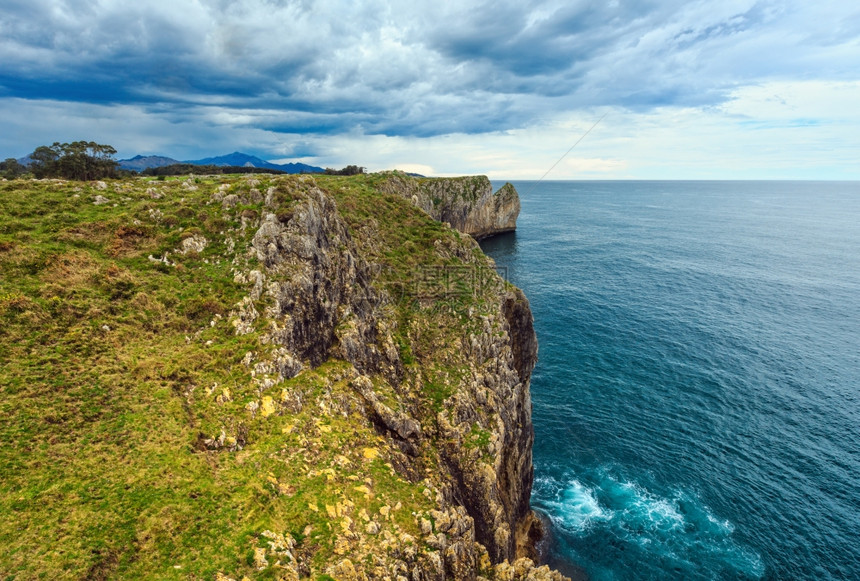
[483,180,860,580]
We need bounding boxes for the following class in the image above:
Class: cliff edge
[0,173,563,580]
[380,173,520,240]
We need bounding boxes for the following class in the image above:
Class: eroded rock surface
[381,174,520,239]
[219,175,559,579]
[3,172,565,580]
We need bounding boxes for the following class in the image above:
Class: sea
[480,181,860,581]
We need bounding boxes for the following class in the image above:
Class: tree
[28,141,118,180]
[324,165,365,176]
[1,158,23,179]
[30,146,60,178]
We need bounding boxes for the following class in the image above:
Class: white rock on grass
[179,234,208,255]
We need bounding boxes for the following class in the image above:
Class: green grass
[465,424,492,452]
[0,173,506,579]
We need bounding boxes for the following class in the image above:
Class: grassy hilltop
[0,174,553,580]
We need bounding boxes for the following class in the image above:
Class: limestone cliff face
[436,285,538,563]
[4,173,561,580]
[250,186,400,380]
[381,174,520,240]
[224,176,563,580]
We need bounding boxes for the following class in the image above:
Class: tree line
[1,142,368,180]
[2,141,119,180]
[324,165,365,175]
[0,158,24,179]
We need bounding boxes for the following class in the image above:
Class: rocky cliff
[380,173,520,240]
[0,173,563,580]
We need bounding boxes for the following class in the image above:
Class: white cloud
[299,80,860,180]
[721,80,860,121]
[3,82,857,180]
[0,2,858,178]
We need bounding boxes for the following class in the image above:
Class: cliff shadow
[478,229,518,257]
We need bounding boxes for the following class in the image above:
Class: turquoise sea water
[480,181,860,580]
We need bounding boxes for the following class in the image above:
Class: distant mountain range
[117,155,181,171]
[117,151,324,174]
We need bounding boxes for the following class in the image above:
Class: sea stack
[381,173,521,239]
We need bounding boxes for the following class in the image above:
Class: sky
[1,0,858,179]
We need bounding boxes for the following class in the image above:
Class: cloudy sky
[1,0,858,179]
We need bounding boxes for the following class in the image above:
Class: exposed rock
[250,186,399,378]
[223,175,559,579]
[381,174,520,239]
[179,234,207,255]
[230,296,258,335]
[253,547,268,569]
[352,375,422,455]
[5,172,563,581]
[147,253,173,266]
[272,347,303,379]
[260,396,276,417]
[494,558,569,581]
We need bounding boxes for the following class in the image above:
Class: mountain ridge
[117,151,324,174]
[117,155,182,171]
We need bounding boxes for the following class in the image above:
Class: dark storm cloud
[0,0,858,156]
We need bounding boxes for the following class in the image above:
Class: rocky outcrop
[381,173,520,239]
[249,185,400,379]
[5,172,559,581]
[223,175,560,580]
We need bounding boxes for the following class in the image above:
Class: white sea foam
[535,471,764,578]
[707,512,734,533]
[540,478,608,532]
[605,478,684,534]
[487,181,860,578]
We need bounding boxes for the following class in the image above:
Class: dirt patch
[108,225,153,257]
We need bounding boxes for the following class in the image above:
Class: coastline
[0,172,568,579]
